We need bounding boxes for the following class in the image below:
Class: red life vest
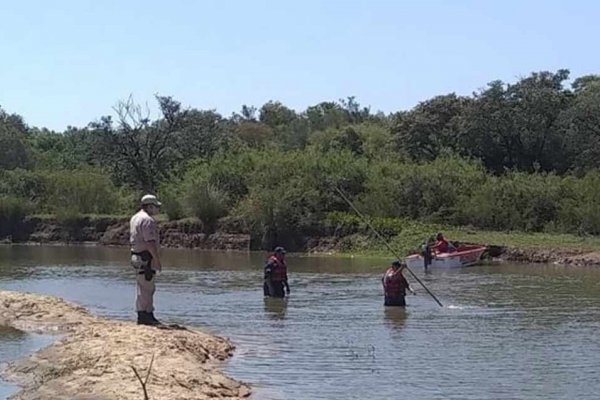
[383,267,408,297]
[268,255,288,282]
[435,239,449,253]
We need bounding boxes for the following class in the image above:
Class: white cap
[141,194,162,207]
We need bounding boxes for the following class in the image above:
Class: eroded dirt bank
[4,216,600,266]
[0,290,250,400]
[2,217,251,251]
[485,245,600,266]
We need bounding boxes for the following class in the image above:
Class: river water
[1,245,600,399]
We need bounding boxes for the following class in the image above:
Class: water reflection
[263,297,288,320]
[0,325,25,339]
[3,245,600,400]
[383,306,408,331]
[0,326,54,399]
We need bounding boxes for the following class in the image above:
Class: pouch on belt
[131,251,155,281]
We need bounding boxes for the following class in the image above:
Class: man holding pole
[335,186,444,307]
[382,260,415,307]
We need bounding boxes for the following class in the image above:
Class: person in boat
[264,246,290,298]
[431,232,456,254]
[382,260,415,307]
[130,194,163,326]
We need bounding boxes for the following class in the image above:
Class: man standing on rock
[130,194,163,325]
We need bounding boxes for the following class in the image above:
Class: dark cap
[274,246,286,254]
[392,260,401,267]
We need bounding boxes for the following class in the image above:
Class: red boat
[405,244,487,269]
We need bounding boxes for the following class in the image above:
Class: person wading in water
[420,236,435,272]
[382,260,415,307]
[264,246,290,298]
[130,194,163,325]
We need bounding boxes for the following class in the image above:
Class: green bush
[0,195,31,237]
[55,207,84,226]
[0,168,134,216]
[325,212,443,255]
[45,168,123,214]
[459,172,568,231]
[0,195,30,221]
[232,148,320,248]
[357,155,486,221]
[0,169,48,205]
[178,150,257,207]
[185,180,230,233]
[564,171,600,234]
[159,187,186,221]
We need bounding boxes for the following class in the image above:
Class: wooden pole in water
[334,187,444,307]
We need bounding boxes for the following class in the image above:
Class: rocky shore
[500,247,600,267]
[3,216,600,267]
[2,216,251,251]
[0,290,251,400]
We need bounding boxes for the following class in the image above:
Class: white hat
[141,194,162,207]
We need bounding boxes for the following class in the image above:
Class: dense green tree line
[1,69,600,248]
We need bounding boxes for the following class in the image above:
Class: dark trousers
[384,296,406,307]
[264,281,285,298]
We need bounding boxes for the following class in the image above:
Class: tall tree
[259,101,309,150]
[90,96,187,192]
[176,109,230,159]
[259,101,297,128]
[392,94,469,161]
[558,76,600,172]
[0,107,31,170]
[461,70,572,172]
[460,81,520,172]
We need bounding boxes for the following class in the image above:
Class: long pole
[334,187,444,307]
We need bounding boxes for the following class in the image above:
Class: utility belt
[131,250,156,281]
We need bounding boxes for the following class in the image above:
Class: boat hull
[405,246,487,269]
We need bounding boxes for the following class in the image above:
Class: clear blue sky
[1,0,598,131]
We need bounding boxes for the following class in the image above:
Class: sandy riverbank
[0,290,251,400]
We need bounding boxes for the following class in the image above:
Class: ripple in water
[1,246,600,399]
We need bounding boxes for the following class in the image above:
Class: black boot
[137,311,151,325]
[147,312,162,325]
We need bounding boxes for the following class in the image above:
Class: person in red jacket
[431,232,456,254]
[382,260,414,306]
[263,246,290,298]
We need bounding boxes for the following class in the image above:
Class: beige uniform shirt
[129,210,159,253]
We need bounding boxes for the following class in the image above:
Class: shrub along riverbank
[2,154,600,253]
[2,69,600,255]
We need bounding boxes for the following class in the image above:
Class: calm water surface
[1,245,600,399]
[0,325,54,399]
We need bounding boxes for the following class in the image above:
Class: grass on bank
[323,213,600,257]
